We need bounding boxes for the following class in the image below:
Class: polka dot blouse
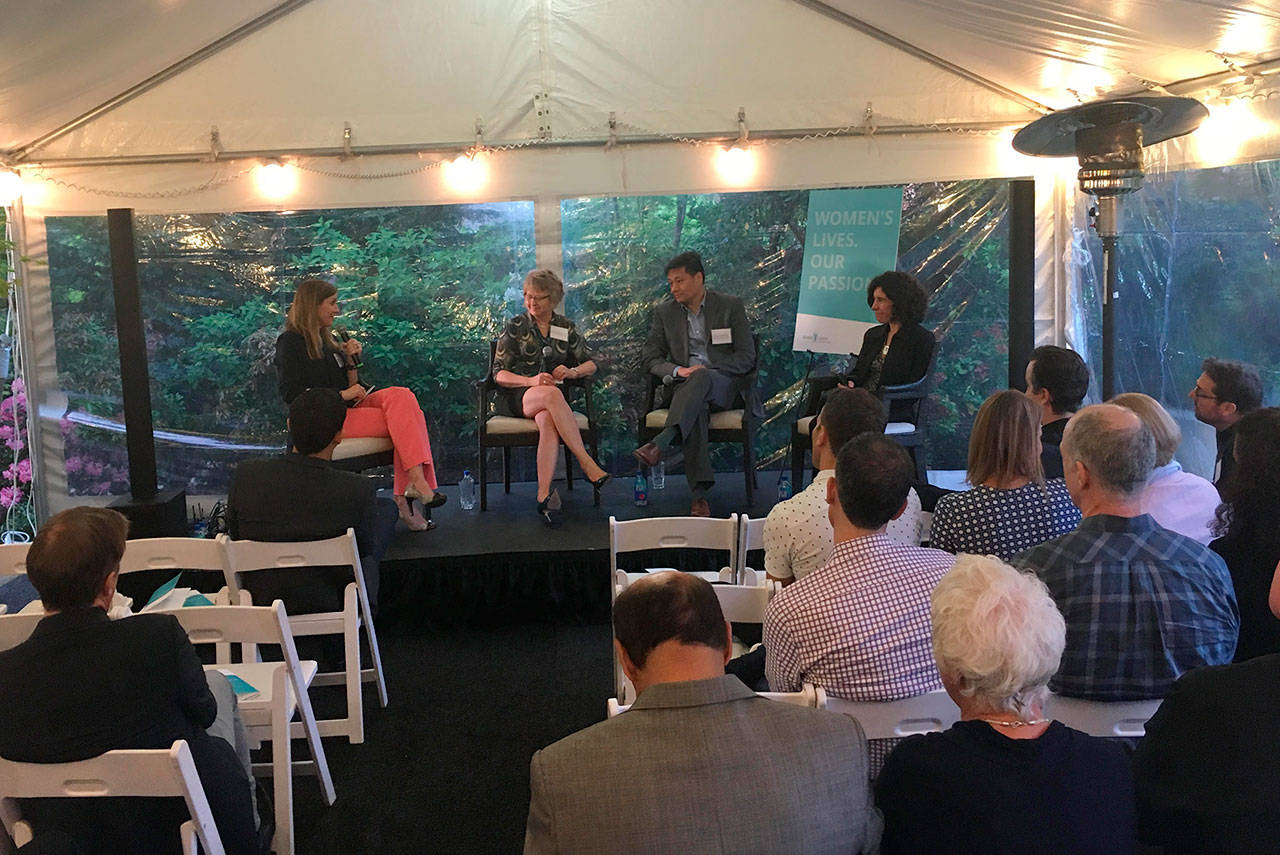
[930,480,1081,561]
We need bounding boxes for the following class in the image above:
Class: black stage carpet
[377,475,780,628]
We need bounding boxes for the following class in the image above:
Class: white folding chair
[609,514,739,592]
[121,536,231,589]
[0,542,30,577]
[0,611,42,653]
[608,683,825,718]
[735,515,767,584]
[157,602,335,855]
[824,690,959,739]
[0,740,225,855]
[1043,694,1161,738]
[220,529,387,745]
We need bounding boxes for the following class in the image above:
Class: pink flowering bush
[0,377,33,534]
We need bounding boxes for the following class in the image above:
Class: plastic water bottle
[633,471,649,507]
[459,470,477,510]
[651,461,665,490]
[777,472,792,501]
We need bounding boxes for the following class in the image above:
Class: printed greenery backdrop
[43,182,1011,496]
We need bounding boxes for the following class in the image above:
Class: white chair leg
[355,580,389,708]
[271,666,294,855]
[343,585,364,744]
[290,665,336,806]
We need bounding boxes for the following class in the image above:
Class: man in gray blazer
[524,572,881,855]
[635,251,757,516]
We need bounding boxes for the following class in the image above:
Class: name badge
[711,328,733,346]
[549,325,570,342]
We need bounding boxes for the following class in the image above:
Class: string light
[442,152,489,194]
[253,160,298,200]
[714,108,758,186]
[0,171,23,206]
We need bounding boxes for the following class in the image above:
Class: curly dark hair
[1213,408,1280,552]
[866,270,928,326]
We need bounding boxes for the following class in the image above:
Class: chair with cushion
[824,690,959,740]
[0,740,225,855]
[157,601,335,855]
[476,340,600,511]
[220,529,387,745]
[638,335,760,504]
[329,436,394,474]
[1042,695,1161,738]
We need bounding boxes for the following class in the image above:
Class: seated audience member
[228,387,398,615]
[0,507,261,855]
[1024,345,1090,479]
[1210,407,1280,661]
[764,387,924,585]
[876,554,1136,854]
[1190,357,1262,490]
[1133,653,1280,852]
[524,572,881,854]
[1111,392,1220,544]
[1014,404,1238,700]
[931,390,1079,560]
[765,433,954,774]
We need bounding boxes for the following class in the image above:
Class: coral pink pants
[341,386,437,495]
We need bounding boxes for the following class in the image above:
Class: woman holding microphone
[275,277,445,531]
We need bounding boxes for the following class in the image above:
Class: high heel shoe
[405,484,447,509]
[590,472,610,501]
[536,489,563,526]
[394,495,434,532]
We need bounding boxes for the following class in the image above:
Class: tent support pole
[6,0,320,164]
[786,0,1054,115]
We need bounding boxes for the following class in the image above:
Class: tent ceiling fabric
[7,0,1280,162]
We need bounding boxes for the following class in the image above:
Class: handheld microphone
[541,345,553,375]
[662,373,675,387]
[335,326,363,369]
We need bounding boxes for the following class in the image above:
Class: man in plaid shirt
[1014,404,1238,700]
[764,433,954,775]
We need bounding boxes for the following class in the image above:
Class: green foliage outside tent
[42,183,1011,496]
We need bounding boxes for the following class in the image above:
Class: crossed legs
[523,384,607,503]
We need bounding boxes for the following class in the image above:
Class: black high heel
[590,473,611,496]
[536,489,563,526]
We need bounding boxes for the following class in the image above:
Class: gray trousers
[205,670,260,829]
[665,368,736,492]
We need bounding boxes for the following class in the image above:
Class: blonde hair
[967,390,1044,487]
[1110,392,1181,467]
[931,554,1066,717]
[285,277,339,360]
[523,269,565,306]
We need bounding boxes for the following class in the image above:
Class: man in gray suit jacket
[635,251,757,516]
[524,572,881,855]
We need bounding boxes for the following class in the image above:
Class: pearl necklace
[975,717,1049,728]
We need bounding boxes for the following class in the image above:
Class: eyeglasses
[1190,385,1218,400]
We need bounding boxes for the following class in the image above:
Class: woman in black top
[843,270,935,423]
[493,269,609,522]
[1210,406,1280,661]
[275,277,443,531]
[875,554,1136,854]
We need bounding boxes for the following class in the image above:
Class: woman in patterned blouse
[492,269,610,522]
[931,390,1080,559]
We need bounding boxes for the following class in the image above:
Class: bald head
[612,571,728,670]
[1061,403,1155,499]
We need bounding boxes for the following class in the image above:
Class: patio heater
[1012,96,1208,399]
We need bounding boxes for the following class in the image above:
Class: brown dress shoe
[690,498,711,517]
[633,442,662,467]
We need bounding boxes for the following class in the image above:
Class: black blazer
[846,322,935,422]
[227,454,381,613]
[275,329,349,404]
[0,608,258,855]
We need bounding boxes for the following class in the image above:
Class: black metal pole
[1101,234,1118,400]
[107,208,159,501]
[1008,179,1036,389]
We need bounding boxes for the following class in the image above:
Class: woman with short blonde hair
[1110,392,1219,544]
[875,554,1137,853]
[930,390,1079,560]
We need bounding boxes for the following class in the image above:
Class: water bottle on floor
[651,461,665,490]
[777,472,792,501]
[633,471,649,507]
[459,470,476,510]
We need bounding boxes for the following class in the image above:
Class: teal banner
[793,186,904,353]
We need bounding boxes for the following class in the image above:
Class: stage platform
[376,474,780,630]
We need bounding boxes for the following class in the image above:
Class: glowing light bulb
[0,171,23,206]
[714,145,757,186]
[443,152,489,195]
[254,161,299,201]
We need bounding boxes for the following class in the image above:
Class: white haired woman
[874,554,1137,854]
